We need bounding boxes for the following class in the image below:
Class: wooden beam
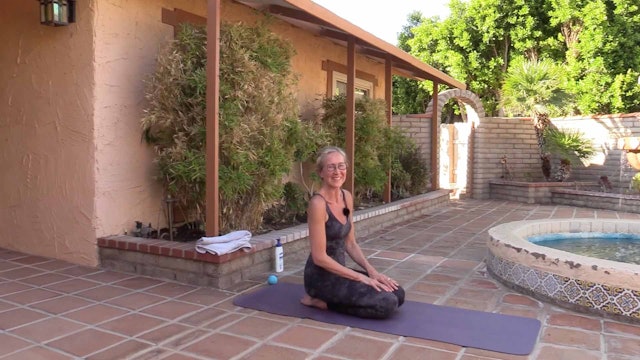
[351,46,442,82]
[162,8,206,36]
[345,37,356,195]
[321,60,378,86]
[383,57,392,203]
[431,82,439,191]
[318,28,357,44]
[266,5,334,28]
[317,29,443,83]
[205,0,220,236]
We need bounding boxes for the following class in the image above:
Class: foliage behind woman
[142,22,319,233]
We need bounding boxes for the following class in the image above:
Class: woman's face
[320,152,347,188]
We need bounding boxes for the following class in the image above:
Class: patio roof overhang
[234,0,466,89]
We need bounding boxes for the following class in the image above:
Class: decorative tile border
[487,219,640,324]
[487,253,640,322]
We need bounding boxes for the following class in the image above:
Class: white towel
[195,230,252,255]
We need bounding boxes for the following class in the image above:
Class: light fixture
[39,0,76,26]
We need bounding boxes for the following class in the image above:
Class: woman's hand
[359,273,396,292]
[370,272,399,291]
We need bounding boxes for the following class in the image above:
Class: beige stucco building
[0,0,464,266]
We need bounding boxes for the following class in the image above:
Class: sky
[312,0,451,45]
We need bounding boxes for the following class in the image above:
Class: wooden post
[431,82,439,190]
[345,37,356,194]
[383,57,392,203]
[205,0,220,236]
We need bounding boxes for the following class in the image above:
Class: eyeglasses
[325,162,347,171]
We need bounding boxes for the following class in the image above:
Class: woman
[301,146,405,319]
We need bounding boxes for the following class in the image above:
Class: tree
[392,11,431,115]
[408,0,558,116]
[549,0,640,114]
[399,0,640,116]
[501,57,567,180]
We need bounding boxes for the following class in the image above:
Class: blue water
[528,232,640,265]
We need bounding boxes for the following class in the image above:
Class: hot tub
[487,219,640,323]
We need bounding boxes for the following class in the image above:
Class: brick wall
[396,113,640,200]
[393,114,432,162]
[553,114,640,192]
[472,117,540,199]
[472,113,640,199]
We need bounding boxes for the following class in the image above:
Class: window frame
[332,71,373,98]
[322,60,378,99]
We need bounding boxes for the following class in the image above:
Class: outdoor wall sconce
[39,0,76,26]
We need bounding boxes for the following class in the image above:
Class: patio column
[345,36,355,194]
[431,81,439,191]
[383,57,392,203]
[205,0,221,236]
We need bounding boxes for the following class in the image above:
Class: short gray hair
[315,146,348,174]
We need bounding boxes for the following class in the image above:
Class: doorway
[439,122,471,198]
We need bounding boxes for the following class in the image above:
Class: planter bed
[551,188,640,213]
[98,190,451,290]
[489,180,598,204]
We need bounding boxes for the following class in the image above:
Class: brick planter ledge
[98,189,451,290]
[489,180,598,204]
[551,188,640,213]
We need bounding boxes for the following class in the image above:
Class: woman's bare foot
[300,294,328,310]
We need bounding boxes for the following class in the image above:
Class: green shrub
[391,140,430,199]
[631,173,640,193]
[142,22,321,234]
[543,128,595,164]
[319,95,429,203]
[262,182,309,229]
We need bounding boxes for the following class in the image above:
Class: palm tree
[501,57,568,180]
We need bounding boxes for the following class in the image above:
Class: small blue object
[267,274,278,285]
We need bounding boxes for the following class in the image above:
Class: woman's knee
[394,286,405,307]
[376,294,399,319]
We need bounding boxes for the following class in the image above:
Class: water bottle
[275,238,284,273]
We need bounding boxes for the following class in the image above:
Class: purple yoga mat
[233,282,540,355]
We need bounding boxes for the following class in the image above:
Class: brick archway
[426,89,485,198]
[425,89,485,124]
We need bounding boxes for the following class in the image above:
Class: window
[322,60,378,99]
[332,71,373,99]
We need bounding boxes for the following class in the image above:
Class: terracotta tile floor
[1,199,640,359]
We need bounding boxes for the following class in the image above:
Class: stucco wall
[0,1,97,264]
[92,0,207,243]
[0,0,402,265]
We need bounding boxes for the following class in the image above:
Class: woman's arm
[343,191,398,291]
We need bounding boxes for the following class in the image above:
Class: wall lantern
[39,0,76,26]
